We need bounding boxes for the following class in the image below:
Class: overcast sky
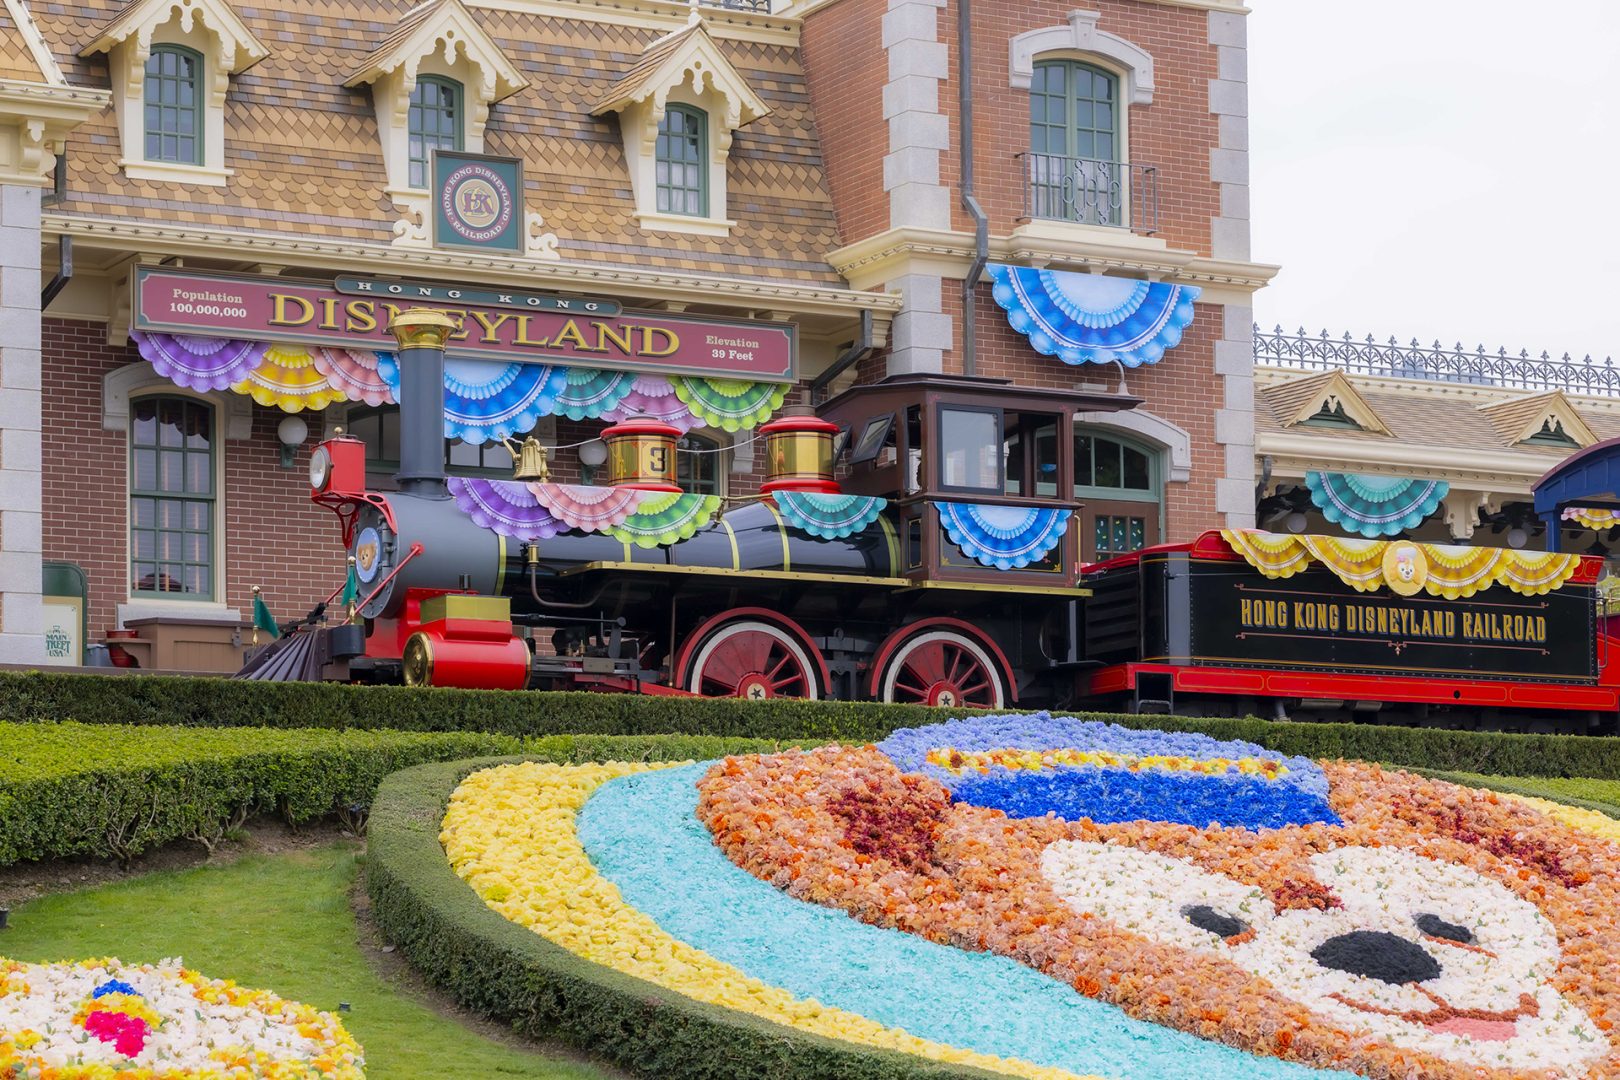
[1248,2,1620,362]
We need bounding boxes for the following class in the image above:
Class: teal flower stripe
[577,765,1355,1080]
[672,378,789,431]
[604,492,723,548]
[1305,471,1449,538]
[771,492,887,540]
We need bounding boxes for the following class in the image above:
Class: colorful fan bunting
[602,374,698,430]
[133,332,265,392]
[1304,471,1449,538]
[673,378,789,431]
[447,477,565,541]
[986,264,1200,368]
[556,368,637,420]
[310,346,393,406]
[936,502,1072,570]
[527,483,650,532]
[770,491,888,540]
[605,492,723,548]
[377,355,570,444]
[231,344,347,412]
[1564,507,1620,531]
[1218,530,1584,598]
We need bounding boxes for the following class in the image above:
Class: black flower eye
[1182,904,1249,939]
[1415,913,1473,944]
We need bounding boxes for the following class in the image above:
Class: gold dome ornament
[385,307,458,349]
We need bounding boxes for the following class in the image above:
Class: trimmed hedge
[367,754,1007,1080]
[0,721,527,865]
[5,670,1620,779]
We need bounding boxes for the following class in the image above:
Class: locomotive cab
[819,375,1140,589]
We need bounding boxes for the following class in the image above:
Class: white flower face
[1041,841,1609,1076]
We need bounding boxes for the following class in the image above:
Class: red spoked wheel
[876,628,1008,708]
[683,619,822,700]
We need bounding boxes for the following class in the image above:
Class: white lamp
[1284,511,1308,534]
[578,438,609,484]
[1506,526,1528,549]
[277,415,309,469]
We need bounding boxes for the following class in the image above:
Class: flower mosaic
[441,717,1620,1079]
[0,956,362,1077]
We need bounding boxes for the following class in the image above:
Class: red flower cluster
[82,1008,150,1057]
[697,746,1620,1080]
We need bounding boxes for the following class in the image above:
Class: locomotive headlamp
[277,415,309,469]
[759,411,841,494]
[309,445,333,492]
[600,417,683,491]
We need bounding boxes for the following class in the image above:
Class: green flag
[252,590,281,640]
[338,560,359,616]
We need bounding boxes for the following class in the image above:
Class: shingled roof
[27,0,846,285]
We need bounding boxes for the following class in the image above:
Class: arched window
[656,105,707,217]
[408,76,463,188]
[129,395,216,598]
[144,45,203,164]
[1074,430,1160,562]
[677,432,724,496]
[1028,60,1121,225]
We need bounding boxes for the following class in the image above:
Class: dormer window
[1524,417,1580,448]
[1300,399,1361,430]
[591,20,767,238]
[80,0,268,186]
[143,45,202,164]
[656,105,707,216]
[408,76,463,189]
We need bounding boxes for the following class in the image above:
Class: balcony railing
[700,0,772,11]
[1018,152,1159,236]
[1253,326,1620,396]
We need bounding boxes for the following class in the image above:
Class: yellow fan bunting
[1564,507,1620,531]
[231,344,345,412]
[1218,530,1584,598]
[1297,535,1386,591]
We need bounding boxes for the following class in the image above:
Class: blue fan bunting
[987,264,1199,368]
[1305,471,1449,538]
[378,355,568,444]
[771,492,888,540]
[936,502,1072,570]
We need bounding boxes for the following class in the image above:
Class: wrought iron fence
[1253,326,1620,396]
[1017,152,1159,236]
[700,0,772,10]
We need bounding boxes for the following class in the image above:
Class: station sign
[432,151,524,253]
[1185,562,1596,683]
[133,268,796,382]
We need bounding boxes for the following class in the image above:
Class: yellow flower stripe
[1502,792,1620,843]
[925,747,1288,780]
[441,761,1103,1080]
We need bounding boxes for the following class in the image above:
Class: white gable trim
[1009,10,1155,104]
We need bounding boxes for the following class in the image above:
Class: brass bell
[502,435,551,482]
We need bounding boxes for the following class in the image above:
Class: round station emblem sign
[441,162,515,244]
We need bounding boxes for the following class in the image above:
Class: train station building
[1,0,1607,675]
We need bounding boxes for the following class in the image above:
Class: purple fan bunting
[133,332,266,392]
[448,477,564,541]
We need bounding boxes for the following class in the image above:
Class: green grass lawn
[1,843,618,1080]
[1423,771,1620,818]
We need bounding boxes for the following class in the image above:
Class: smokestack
[386,307,456,498]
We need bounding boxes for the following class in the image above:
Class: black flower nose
[1311,931,1441,985]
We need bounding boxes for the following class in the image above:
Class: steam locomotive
[253,312,1620,732]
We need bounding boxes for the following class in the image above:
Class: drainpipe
[809,309,873,405]
[958,0,988,376]
[41,235,71,310]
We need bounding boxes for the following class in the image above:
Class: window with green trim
[143,45,202,165]
[1029,60,1122,224]
[349,404,520,480]
[130,396,215,598]
[1074,430,1160,561]
[408,76,463,189]
[677,433,723,496]
[656,105,707,216]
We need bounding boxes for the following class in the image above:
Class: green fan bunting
[671,378,789,431]
[603,492,723,548]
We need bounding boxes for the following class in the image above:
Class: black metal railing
[1018,152,1159,236]
[1253,326,1620,396]
[700,0,772,11]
